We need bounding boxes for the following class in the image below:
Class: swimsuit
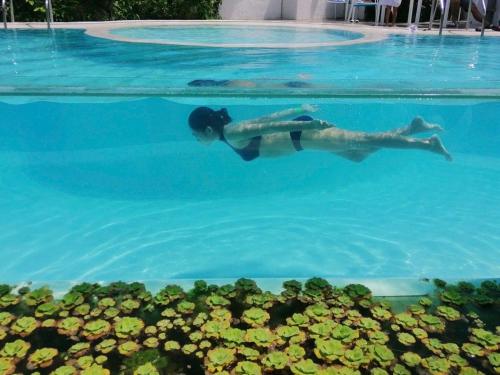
[220,115,312,162]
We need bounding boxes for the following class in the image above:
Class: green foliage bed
[0,278,498,374]
[12,0,222,22]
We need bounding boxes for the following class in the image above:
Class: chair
[327,0,351,21]
[348,0,380,23]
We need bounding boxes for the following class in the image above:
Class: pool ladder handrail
[45,0,53,28]
[2,0,15,29]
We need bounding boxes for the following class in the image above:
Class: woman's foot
[428,134,452,161]
[409,117,443,134]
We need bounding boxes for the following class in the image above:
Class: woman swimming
[188,105,452,162]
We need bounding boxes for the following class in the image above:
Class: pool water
[0,97,499,282]
[0,26,499,284]
[109,25,363,45]
[0,29,499,92]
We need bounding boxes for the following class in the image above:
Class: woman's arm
[224,118,332,141]
[238,104,318,125]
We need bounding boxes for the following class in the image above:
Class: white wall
[219,0,348,20]
[219,0,283,20]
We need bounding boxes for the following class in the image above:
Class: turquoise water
[109,25,363,45]
[0,27,499,283]
[0,29,499,92]
[0,97,499,282]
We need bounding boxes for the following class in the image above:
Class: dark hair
[188,107,232,137]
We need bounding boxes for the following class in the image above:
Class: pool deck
[6,20,500,49]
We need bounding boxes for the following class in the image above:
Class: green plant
[26,348,58,370]
[61,292,85,310]
[313,339,344,362]
[290,359,320,374]
[57,317,83,336]
[67,342,91,358]
[221,328,246,347]
[344,284,371,299]
[205,348,235,373]
[340,346,367,368]
[50,365,78,375]
[331,324,359,343]
[0,358,16,375]
[95,339,117,354]
[154,285,184,306]
[176,301,195,315]
[470,328,500,349]
[11,316,39,337]
[201,320,230,339]
[397,332,416,346]
[238,346,260,361]
[262,351,289,370]
[121,299,140,313]
[245,328,276,348]
[286,313,310,327]
[421,356,451,374]
[462,343,485,357]
[394,313,418,329]
[25,287,53,306]
[82,320,111,341]
[285,345,306,362]
[0,339,31,361]
[419,314,445,333]
[305,304,331,322]
[440,288,467,305]
[233,361,262,375]
[436,306,461,321]
[114,317,144,338]
[371,345,395,367]
[118,341,140,357]
[35,302,60,318]
[309,320,337,339]
[400,352,421,367]
[242,308,270,327]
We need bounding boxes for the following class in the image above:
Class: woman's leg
[391,117,443,136]
[350,132,452,160]
[334,117,443,162]
[392,7,398,26]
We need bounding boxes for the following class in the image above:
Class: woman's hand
[311,119,332,129]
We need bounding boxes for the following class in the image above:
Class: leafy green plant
[242,308,270,327]
[262,351,289,370]
[245,328,276,348]
[11,316,39,337]
[313,339,344,362]
[118,341,140,357]
[82,320,111,341]
[205,348,235,373]
[436,306,461,321]
[400,352,421,367]
[57,317,83,336]
[0,339,31,361]
[233,361,262,375]
[26,348,58,370]
[290,359,320,374]
[114,317,144,338]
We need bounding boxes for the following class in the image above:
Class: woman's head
[188,107,232,144]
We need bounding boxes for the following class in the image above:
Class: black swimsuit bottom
[221,115,312,162]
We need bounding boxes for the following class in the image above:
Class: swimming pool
[0,24,499,288]
[1,28,500,93]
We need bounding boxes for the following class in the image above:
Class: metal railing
[45,0,53,28]
[2,0,15,29]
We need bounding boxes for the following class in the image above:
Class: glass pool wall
[0,95,499,289]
